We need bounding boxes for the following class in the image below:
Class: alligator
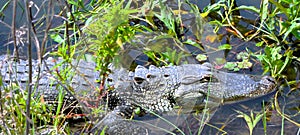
[90,63,276,134]
[0,54,276,134]
[0,55,101,117]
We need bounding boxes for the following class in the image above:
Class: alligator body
[91,63,276,134]
[0,55,276,134]
[0,55,100,115]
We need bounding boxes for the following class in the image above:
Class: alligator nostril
[266,77,276,84]
[107,78,113,82]
[134,77,145,84]
[261,76,277,86]
[261,76,276,83]
[146,74,152,78]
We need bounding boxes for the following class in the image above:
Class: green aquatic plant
[0,82,54,134]
[224,51,253,71]
[236,110,264,135]
[253,45,292,78]
[84,0,138,73]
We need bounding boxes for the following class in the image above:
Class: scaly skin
[0,55,100,115]
[0,55,276,134]
[91,63,276,134]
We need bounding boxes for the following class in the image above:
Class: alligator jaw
[174,84,223,110]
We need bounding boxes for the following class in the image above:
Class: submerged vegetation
[0,0,299,134]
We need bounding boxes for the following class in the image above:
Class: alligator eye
[164,74,170,78]
[200,76,209,82]
[200,75,218,82]
[134,77,145,84]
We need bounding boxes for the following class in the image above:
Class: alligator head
[107,63,276,113]
[173,63,276,108]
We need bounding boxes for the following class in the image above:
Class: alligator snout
[259,76,277,91]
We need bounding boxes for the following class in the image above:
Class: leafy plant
[268,0,300,40]
[236,110,264,135]
[196,54,208,62]
[0,83,52,134]
[154,0,182,37]
[224,51,253,71]
[253,45,292,78]
[145,47,190,66]
[84,0,138,73]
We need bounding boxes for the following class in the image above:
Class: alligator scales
[0,55,276,134]
[92,63,276,134]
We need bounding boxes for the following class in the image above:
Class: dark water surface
[0,0,63,58]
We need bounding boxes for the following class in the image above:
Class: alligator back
[0,55,101,117]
